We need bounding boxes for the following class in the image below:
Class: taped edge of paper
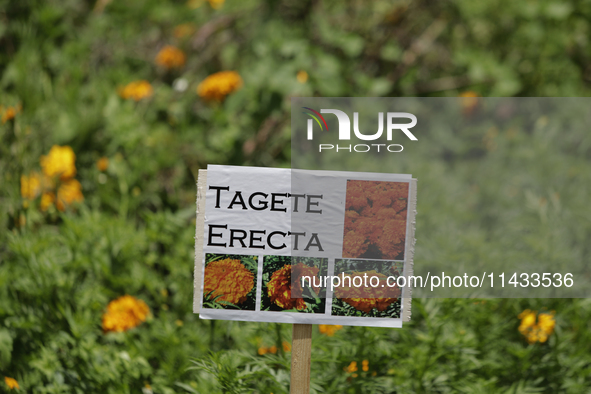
[401,178,417,322]
[193,169,207,314]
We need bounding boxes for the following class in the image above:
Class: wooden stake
[290,324,312,394]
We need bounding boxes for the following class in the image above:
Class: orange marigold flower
[518,309,556,344]
[362,360,369,372]
[97,157,109,171]
[297,70,308,83]
[56,179,84,211]
[40,145,77,180]
[120,80,153,101]
[257,344,277,355]
[197,71,243,101]
[319,324,343,336]
[282,340,291,352]
[102,295,150,333]
[267,263,319,310]
[4,377,19,390]
[344,361,358,373]
[155,45,186,69]
[1,104,21,123]
[203,258,254,305]
[258,346,268,355]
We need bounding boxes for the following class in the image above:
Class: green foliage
[1,0,591,393]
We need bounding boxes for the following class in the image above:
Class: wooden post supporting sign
[290,324,312,394]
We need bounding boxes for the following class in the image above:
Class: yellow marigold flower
[538,312,556,333]
[174,23,196,39]
[518,309,536,329]
[1,104,21,123]
[21,171,42,200]
[102,295,150,333]
[208,0,224,9]
[56,179,84,211]
[362,360,369,372]
[119,80,154,101]
[282,341,291,352]
[518,309,556,344]
[155,45,186,69]
[203,258,254,305]
[318,324,343,336]
[40,192,55,211]
[344,361,358,373]
[97,157,109,172]
[4,377,19,390]
[297,70,308,83]
[197,71,243,101]
[40,145,77,180]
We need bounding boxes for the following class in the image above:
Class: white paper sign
[194,165,417,328]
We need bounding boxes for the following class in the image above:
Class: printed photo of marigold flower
[518,309,556,344]
[119,80,154,101]
[203,258,255,305]
[155,45,186,69]
[102,295,150,333]
[267,263,319,311]
[197,71,243,101]
[333,270,399,314]
[343,180,409,260]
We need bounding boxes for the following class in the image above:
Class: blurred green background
[2,0,591,393]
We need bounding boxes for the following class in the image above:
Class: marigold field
[2,1,591,393]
